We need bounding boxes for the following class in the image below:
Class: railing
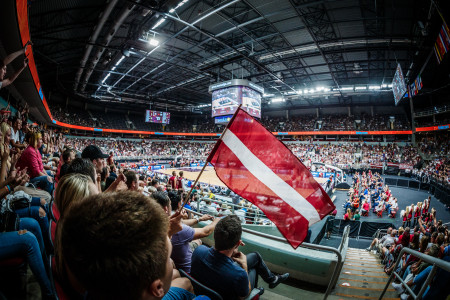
[186,208,350,300]
[195,197,271,225]
[373,228,388,240]
[379,247,450,300]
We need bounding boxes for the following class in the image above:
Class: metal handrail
[379,247,450,300]
[185,208,349,300]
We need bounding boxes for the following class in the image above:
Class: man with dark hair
[57,191,196,300]
[191,215,289,299]
[124,170,139,191]
[59,148,75,178]
[176,171,185,190]
[153,191,219,273]
[10,116,26,150]
[81,145,109,174]
[66,158,97,184]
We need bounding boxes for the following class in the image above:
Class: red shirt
[16,145,44,178]
[176,177,183,189]
[168,176,176,189]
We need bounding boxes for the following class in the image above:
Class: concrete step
[330,247,399,300]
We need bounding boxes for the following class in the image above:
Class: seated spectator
[81,145,108,174]
[124,170,139,191]
[56,191,198,300]
[16,131,54,194]
[353,210,360,221]
[361,200,370,216]
[191,215,289,299]
[153,191,219,273]
[58,148,75,179]
[0,229,55,299]
[55,173,99,220]
[10,117,25,150]
[366,227,393,252]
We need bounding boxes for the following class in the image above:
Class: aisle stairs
[330,247,399,299]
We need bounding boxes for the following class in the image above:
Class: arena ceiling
[29,0,449,112]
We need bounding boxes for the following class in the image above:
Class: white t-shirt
[11,128,20,143]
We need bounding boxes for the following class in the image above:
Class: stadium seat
[361,210,368,217]
[179,269,264,300]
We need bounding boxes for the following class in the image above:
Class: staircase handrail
[379,247,450,300]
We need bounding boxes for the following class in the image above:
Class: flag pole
[178,105,242,212]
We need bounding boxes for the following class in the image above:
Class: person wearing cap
[81,145,109,174]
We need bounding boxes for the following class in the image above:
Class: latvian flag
[207,108,335,249]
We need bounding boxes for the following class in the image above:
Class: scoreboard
[145,110,171,124]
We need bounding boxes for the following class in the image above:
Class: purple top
[171,224,195,272]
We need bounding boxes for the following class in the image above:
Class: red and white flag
[207,108,335,249]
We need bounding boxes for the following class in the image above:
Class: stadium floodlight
[152,18,166,30]
[355,86,367,90]
[263,93,274,97]
[169,8,175,13]
[340,86,354,91]
[271,97,285,103]
[296,90,303,95]
[369,85,381,90]
[381,84,388,88]
[316,86,324,91]
[149,38,159,46]
[101,73,111,84]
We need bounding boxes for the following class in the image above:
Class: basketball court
[157,167,329,188]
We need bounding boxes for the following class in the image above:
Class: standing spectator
[168,171,177,190]
[107,151,114,166]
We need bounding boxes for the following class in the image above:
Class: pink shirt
[16,145,44,178]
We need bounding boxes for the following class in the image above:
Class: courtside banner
[207,108,335,248]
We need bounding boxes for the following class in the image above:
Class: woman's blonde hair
[0,123,11,169]
[55,173,95,218]
[28,132,42,149]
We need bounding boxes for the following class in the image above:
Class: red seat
[50,220,57,246]
[0,257,25,267]
[51,202,60,222]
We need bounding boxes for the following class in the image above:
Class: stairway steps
[331,248,399,300]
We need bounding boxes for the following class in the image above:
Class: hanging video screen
[145,110,170,124]
[211,87,240,117]
[241,86,261,118]
[392,63,407,105]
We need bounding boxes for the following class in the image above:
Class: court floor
[157,167,329,187]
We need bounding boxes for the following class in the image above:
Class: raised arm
[2,58,28,88]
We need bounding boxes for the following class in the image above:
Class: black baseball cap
[81,145,109,161]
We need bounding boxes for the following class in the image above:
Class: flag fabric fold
[207,108,335,249]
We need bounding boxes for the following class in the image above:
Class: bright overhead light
[271,97,284,103]
[369,85,381,90]
[169,8,175,13]
[355,86,367,90]
[316,86,324,91]
[340,86,354,91]
[149,38,159,46]
[152,18,166,30]
[296,90,303,94]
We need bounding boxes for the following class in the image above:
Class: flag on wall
[207,108,335,249]
[434,23,450,64]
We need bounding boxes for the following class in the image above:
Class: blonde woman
[414,202,422,226]
[55,173,99,220]
[405,204,414,227]
[53,173,99,297]
[403,207,410,228]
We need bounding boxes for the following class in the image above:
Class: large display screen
[241,86,261,118]
[211,87,240,117]
[211,86,261,118]
[392,63,407,105]
[145,110,170,124]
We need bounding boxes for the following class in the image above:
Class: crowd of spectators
[342,171,398,220]
[367,212,449,299]
[48,102,415,132]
